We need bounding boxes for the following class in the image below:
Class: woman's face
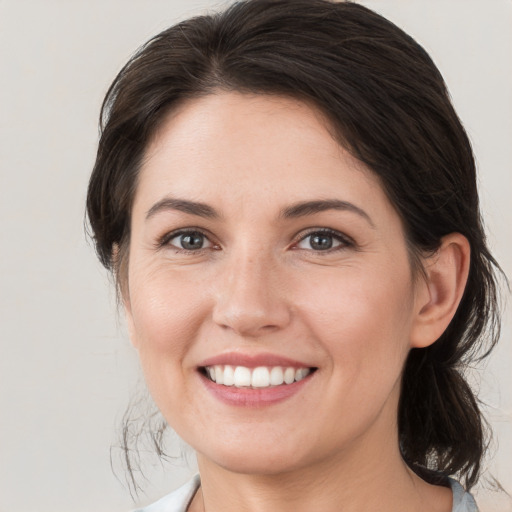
[125,92,425,475]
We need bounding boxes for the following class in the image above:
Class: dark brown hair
[87,0,503,491]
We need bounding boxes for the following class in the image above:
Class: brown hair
[87,0,504,491]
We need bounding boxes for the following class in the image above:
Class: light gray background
[0,1,510,511]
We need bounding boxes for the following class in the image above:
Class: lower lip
[199,371,314,407]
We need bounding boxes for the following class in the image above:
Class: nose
[212,249,292,338]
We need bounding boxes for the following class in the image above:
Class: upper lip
[198,352,314,369]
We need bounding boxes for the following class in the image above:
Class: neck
[190,428,452,512]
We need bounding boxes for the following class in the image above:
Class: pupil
[311,234,333,250]
[181,233,203,250]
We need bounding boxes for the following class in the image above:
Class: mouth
[197,352,318,406]
[200,365,317,389]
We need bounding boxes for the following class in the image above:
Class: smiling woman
[128,94,425,470]
[86,1,504,511]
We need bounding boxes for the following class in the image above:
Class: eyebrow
[280,199,375,227]
[146,197,219,220]
[146,196,374,227]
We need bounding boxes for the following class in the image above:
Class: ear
[410,233,470,349]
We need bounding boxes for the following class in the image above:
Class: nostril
[212,305,291,337]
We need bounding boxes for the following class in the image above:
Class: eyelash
[156,228,216,254]
[156,227,355,254]
[292,228,354,253]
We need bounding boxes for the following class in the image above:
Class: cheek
[126,265,215,426]
[295,261,415,376]
[128,264,210,370]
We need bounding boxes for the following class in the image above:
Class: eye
[295,229,351,251]
[167,230,212,251]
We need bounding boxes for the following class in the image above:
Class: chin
[210,450,305,476]
[194,431,315,476]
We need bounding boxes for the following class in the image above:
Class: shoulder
[449,478,479,512]
[133,475,201,512]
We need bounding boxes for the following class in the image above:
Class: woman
[87,1,503,510]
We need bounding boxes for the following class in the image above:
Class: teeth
[284,367,295,384]
[233,366,251,387]
[251,367,270,388]
[223,365,235,386]
[214,365,224,385]
[295,368,308,381]
[269,366,284,386]
[205,365,312,388]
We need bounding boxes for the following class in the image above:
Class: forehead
[134,92,388,217]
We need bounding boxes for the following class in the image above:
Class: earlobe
[410,233,470,349]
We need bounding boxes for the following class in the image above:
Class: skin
[124,92,470,512]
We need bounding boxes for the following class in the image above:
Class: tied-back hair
[87,0,504,491]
